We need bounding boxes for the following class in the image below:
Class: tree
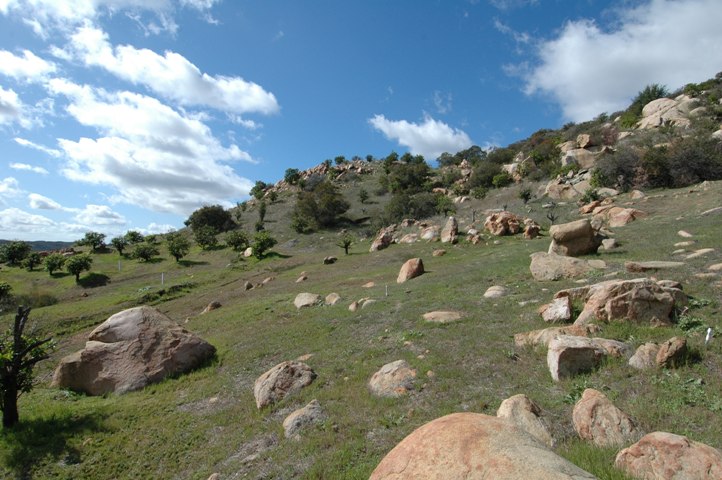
[66,254,93,282]
[334,155,346,165]
[194,225,218,250]
[358,188,369,204]
[166,233,191,262]
[258,200,267,223]
[184,205,236,234]
[124,230,144,244]
[43,254,66,276]
[252,231,277,259]
[250,181,268,200]
[22,252,42,271]
[111,236,129,256]
[131,243,160,262]
[76,231,106,252]
[0,307,53,428]
[284,168,301,185]
[226,230,249,252]
[291,180,349,233]
[0,241,31,266]
[518,188,532,204]
[336,233,354,255]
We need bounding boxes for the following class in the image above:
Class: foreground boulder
[368,360,416,397]
[548,219,603,257]
[572,389,641,447]
[52,306,216,395]
[615,432,722,480]
[370,413,596,479]
[397,258,424,283]
[253,361,316,409]
[497,394,555,448]
[561,278,687,326]
[514,324,601,348]
[547,335,606,381]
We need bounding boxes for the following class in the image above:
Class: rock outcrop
[51,306,216,395]
[370,413,596,479]
[370,226,395,252]
[484,211,522,236]
[530,252,596,281]
[548,219,603,257]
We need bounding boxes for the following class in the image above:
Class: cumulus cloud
[522,0,722,122]
[368,114,473,161]
[66,25,279,115]
[0,86,30,127]
[10,163,49,174]
[14,137,62,157]
[0,207,55,235]
[0,177,23,205]
[73,204,127,225]
[47,79,255,215]
[0,0,216,35]
[0,49,56,81]
[28,192,63,209]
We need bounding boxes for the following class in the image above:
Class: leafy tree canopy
[184,205,236,234]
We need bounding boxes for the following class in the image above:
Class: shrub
[66,254,93,282]
[471,186,488,199]
[468,161,501,189]
[592,146,640,192]
[194,226,218,250]
[291,180,349,233]
[492,172,513,188]
[250,181,268,200]
[337,233,354,255]
[518,188,532,204]
[185,205,235,234]
[0,241,31,266]
[43,253,66,276]
[252,231,277,259]
[166,232,191,262]
[225,230,250,252]
[22,252,42,271]
[358,188,369,204]
[130,243,159,262]
[284,168,301,185]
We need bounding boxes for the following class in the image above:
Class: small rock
[674,241,695,247]
[496,394,555,448]
[362,281,375,288]
[629,343,660,370]
[294,293,320,309]
[243,247,253,257]
[369,360,416,397]
[201,301,222,314]
[686,248,715,259]
[538,296,572,323]
[253,361,316,409]
[601,238,617,250]
[323,256,337,265]
[625,261,685,272]
[483,285,507,299]
[325,293,341,305]
[678,230,693,238]
[283,399,325,439]
[422,311,463,324]
[708,263,722,271]
[656,336,687,368]
[573,389,641,447]
[432,249,446,257]
[296,274,308,283]
[547,335,606,381]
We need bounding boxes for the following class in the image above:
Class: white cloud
[73,204,127,225]
[0,207,55,235]
[140,222,175,235]
[0,86,29,127]
[47,79,255,215]
[14,137,62,157]
[0,177,23,203]
[0,49,56,81]
[489,0,538,11]
[369,114,473,161]
[10,163,50,174]
[0,0,217,35]
[432,91,453,115]
[66,25,280,115]
[523,0,722,122]
[28,192,63,209]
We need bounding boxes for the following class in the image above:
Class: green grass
[1,178,721,478]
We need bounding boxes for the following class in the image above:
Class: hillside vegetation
[1,75,722,479]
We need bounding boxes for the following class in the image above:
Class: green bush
[166,232,191,262]
[225,230,249,252]
[184,205,236,233]
[131,243,160,262]
[252,231,277,259]
[194,225,219,250]
[492,172,513,188]
[0,241,31,266]
[468,161,501,189]
[43,253,66,276]
[291,180,349,233]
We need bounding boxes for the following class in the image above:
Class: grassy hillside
[1,177,721,479]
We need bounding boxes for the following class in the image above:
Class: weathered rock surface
[398,233,418,244]
[294,293,321,309]
[572,389,641,447]
[607,207,647,227]
[514,325,601,348]
[615,432,722,480]
[497,394,555,448]
[369,413,596,479]
[419,225,440,241]
[368,360,416,397]
[530,252,595,281]
[422,311,463,324]
[625,261,685,272]
[432,248,446,257]
[370,226,395,252]
[564,278,687,326]
[324,292,341,305]
[484,211,522,236]
[656,336,688,368]
[539,296,572,323]
[397,258,424,283]
[548,219,602,257]
[637,95,698,130]
[282,399,325,439]
[547,335,606,381]
[52,306,216,395]
[253,361,316,409]
[628,342,660,370]
[441,216,458,243]
[201,301,221,314]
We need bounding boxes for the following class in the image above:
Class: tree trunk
[2,382,19,428]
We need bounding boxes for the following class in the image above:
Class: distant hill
[0,239,74,252]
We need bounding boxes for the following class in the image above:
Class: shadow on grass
[49,271,72,279]
[177,259,209,267]
[1,412,108,478]
[263,252,292,259]
[78,273,111,288]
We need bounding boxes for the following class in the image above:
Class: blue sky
[1,0,721,241]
